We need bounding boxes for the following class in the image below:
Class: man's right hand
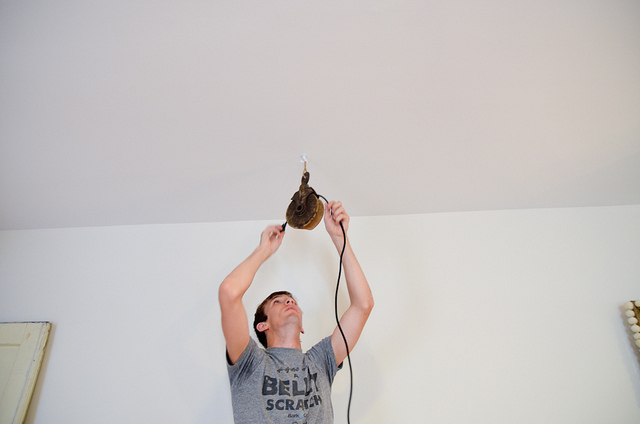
[258,224,286,258]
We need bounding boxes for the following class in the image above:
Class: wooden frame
[0,322,52,424]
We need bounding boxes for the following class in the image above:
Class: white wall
[1,205,639,423]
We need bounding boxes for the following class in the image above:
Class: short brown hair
[253,291,294,348]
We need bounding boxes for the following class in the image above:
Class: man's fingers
[268,226,283,238]
[325,201,349,230]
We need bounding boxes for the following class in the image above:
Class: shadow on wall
[159,284,223,421]
[342,225,427,422]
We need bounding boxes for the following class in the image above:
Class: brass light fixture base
[285,170,324,230]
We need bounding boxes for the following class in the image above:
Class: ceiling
[1,1,639,231]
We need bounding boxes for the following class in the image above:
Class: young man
[219,201,374,423]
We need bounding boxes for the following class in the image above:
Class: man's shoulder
[305,336,336,364]
[228,338,265,368]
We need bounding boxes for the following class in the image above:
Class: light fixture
[285,155,325,230]
[624,300,640,349]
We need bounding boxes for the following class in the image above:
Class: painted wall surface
[1,206,639,423]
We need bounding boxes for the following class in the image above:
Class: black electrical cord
[335,220,353,424]
[282,194,354,423]
[318,194,353,424]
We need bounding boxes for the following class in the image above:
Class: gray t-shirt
[227,336,341,424]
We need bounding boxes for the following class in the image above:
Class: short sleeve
[307,336,342,384]
[227,338,264,387]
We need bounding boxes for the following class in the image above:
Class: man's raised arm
[323,201,374,366]
[218,225,285,364]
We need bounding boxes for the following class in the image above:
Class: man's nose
[286,298,293,305]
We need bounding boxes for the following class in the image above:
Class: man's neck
[267,328,302,349]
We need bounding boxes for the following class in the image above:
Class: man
[219,201,374,423]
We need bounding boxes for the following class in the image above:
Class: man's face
[265,294,303,327]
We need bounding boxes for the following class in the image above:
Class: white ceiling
[1,1,639,231]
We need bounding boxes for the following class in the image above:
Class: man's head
[253,291,302,348]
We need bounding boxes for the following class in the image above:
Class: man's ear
[256,322,269,333]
